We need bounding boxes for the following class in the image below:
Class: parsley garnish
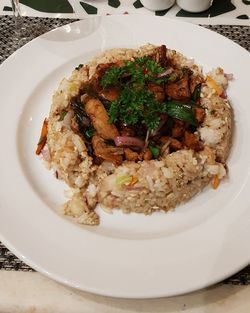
[100,56,197,130]
[100,56,165,89]
[101,56,166,130]
[108,85,162,130]
[100,66,123,89]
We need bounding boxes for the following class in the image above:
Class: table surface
[1,0,250,25]
[0,271,250,313]
[0,13,250,311]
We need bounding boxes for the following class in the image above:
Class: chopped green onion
[164,101,197,126]
[149,146,160,159]
[167,72,179,82]
[116,175,133,186]
[59,111,67,121]
[85,127,95,139]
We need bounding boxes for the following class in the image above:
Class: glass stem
[11,0,23,33]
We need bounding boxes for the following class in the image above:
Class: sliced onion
[220,91,227,99]
[41,148,51,162]
[157,68,174,78]
[62,110,74,129]
[80,93,89,103]
[185,58,195,66]
[101,161,115,173]
[114,136,144,148]
[161,140,170,156]
[124,186,144,191]
[224,73,234,81]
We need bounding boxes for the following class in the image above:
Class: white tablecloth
[0,271,249,313]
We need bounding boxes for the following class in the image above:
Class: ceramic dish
[0,15,249,298]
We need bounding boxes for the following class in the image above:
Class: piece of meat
[92,135,123,165]
[90,63,113,92]
[195,107,205,124]
[84,98,119,140]
[159,136,170,144]
[169,138,183,151]
[166,68,184,83]
[143,148,152,160]
[91,61,125,92]
[184,131,203,152]
[124,148,140,162]
[147,83,165,102]
[172,119,185,138]
[165,75,191,100]
[124,147,152,161]
[190,75,204,94]
[153,45,168,68]
[99,87,120,102]
[93,156,104,165]
[172,127,183,138]
[92,63,113,81]
[120,125,135,137]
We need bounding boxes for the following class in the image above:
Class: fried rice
[37,44,232,226]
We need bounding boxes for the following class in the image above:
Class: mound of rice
[42,44,232,226]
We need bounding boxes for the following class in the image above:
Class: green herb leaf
[108,86,163,130]
[100,56,165,89]
[85,127,95,139]
[59,110,67,121]
[164,101,197,126]
[149,146,160,158]
[108,99,120,124]
[101,56,168,130]
[100,66,123,88]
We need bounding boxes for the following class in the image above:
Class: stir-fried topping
[55,45,206,165]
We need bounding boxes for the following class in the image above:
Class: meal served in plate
[36,44,232,226]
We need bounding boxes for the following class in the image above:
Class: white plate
[0,15,250,299]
